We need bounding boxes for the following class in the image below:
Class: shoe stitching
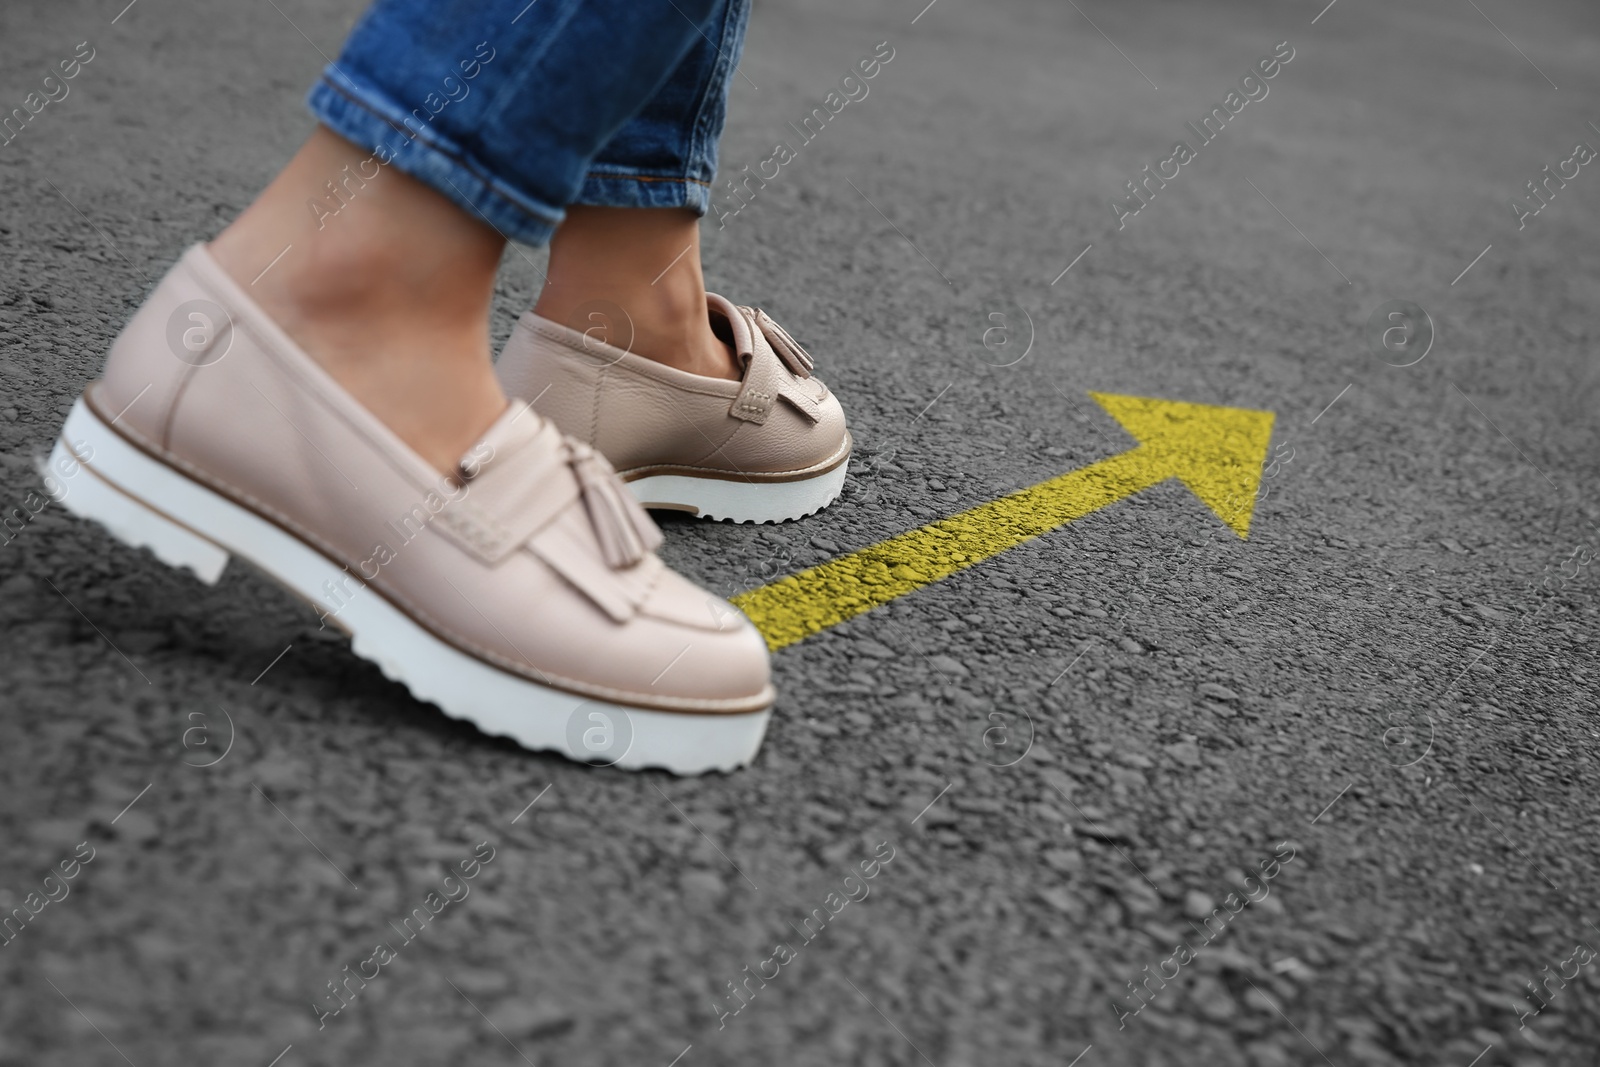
[687,0,747,184]
[734,389,773,419]
[581,171,713,188]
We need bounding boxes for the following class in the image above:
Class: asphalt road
[3,0,1600,1064]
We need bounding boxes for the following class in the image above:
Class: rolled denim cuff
[574,169,713,214]
[307,70,565,246]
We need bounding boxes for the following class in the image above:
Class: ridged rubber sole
[44,398,770,775]
[627,448,850,525]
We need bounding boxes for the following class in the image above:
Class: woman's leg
[209,127,506,473]
[493,0,853,524]
[535,205,734,380]
[58,0,777,772]
[209,0,733,469]
[532,0,751,382]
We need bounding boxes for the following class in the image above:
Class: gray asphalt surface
[3,0,1600,1064]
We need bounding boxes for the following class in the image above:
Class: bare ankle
[208,127,509,471]
[538,283,735,380]
[536,204,741,381]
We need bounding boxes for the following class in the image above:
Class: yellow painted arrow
[732,392,1275,651]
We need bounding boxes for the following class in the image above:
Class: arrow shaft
[732,445,1166,650]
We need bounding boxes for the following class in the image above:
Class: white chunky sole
[44,398,770,775]
[628,456,849,525]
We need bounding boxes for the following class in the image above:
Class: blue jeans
[306,0,750,246]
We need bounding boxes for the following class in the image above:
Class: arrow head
[1090,392,1277,538]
